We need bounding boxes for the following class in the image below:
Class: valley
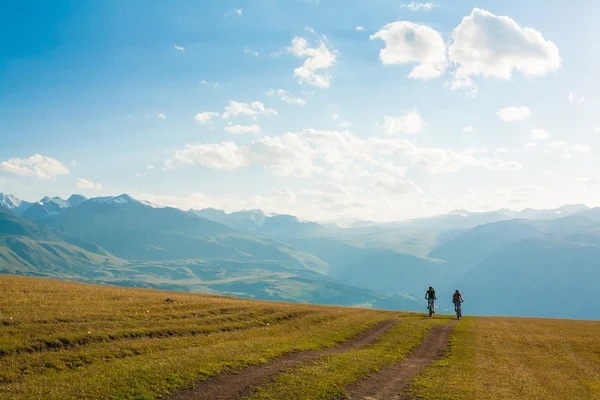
[1,192,600,319]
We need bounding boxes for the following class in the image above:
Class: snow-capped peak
[0,193,23,208]
[110,194,136,204]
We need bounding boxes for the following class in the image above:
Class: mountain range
[1,192,600,319]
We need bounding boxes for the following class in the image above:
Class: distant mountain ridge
[3,192,600,318]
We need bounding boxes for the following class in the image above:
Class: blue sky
[2,0,600,221]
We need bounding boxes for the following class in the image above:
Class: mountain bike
[455,301,463,320]
[427,298,435,317]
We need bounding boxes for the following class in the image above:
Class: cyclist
[452,289,464,311]
[425,286,436,313]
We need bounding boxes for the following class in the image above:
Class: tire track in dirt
[166,320,398,400]
[342,320,458,400]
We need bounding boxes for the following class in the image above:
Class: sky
[2,0,600,222]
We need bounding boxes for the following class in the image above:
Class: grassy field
[246,316,451,400]
[0,274,418,400]
[3,275,600,400]
[410,317,600,399]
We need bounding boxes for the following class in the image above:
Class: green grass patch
[245,315,453,400]
[409,317,600,399]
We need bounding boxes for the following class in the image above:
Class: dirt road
[343,320,457,400]
[167,320,398,400]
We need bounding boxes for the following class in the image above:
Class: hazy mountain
[38,195,329,275]
[191,207,325,236]
[0,193,34,216]
[21,194,88,220]
[452,238,600,319]
[0,207,123,277]
[429,215,597,281]
[0,205,423,311]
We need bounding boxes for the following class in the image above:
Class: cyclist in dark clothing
[425,286,436,314]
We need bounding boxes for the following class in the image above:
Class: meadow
[410,317,600,399]
[0,275,410,399]
[2,274,600,400]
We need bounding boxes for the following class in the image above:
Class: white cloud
[222,101,277,120]
[380,109,424,135]
[338,121,351,129]
[545,140,589,159]
[356,26,366,32]
[448,8,561,85]
[531,129,549,140]
[173,142,248,170]
[402,2,436,11]
[157,113,166,120]
[595,127,600,133]
[381,162,408,177]
[289,37,337,88]
[559,153,573,160]
[574,177,600,187]
[169,129,522,178]
[497,106,530,121]
[244,46,259,57]
[304,26,316,33]
[76,178,102,189]
[370,21,446,80]
[146,165,155,170]
[331,113,339,120]
[174,44,185,51]
[0,154,70,180]
[270,187,297,204]
[266,89,306,105]
[374,173,422,195]
[194,111,220,125]
[462,126,474,133]
[224,123,261,134]
[568,92,584,104]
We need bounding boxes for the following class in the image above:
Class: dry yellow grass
[410,316,600,399]
[0,275,406,399]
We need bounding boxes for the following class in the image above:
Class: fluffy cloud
[497,106,530,121]
[174,44,185,51]
[266,89,306,105]
[0,154,70,180]
[380,109,424,135]
[574,177,600,187]
[531,128,549,140]
[224,123,261,134]
[194,111,220,125]
[568,92,584,104]
[222,101,277,119]
[338,121,351,129]
[370,21,446,79]
[545,140,589,159]
[402,2,436,11]
[366,138,522,174]
[448,8,561,84]
[157,113,166,120]
[169,129,521,178]
[76,178,102,189]
[270,187,297,204]
[173,142,248,170]
[356,26,366,32]
[289,37,337,88]
[374,173,422,195]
